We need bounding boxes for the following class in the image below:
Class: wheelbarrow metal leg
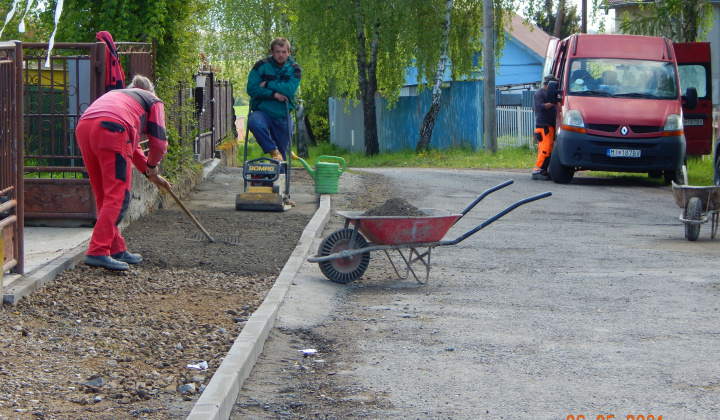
[383,246,433,284]
[383,249,405,280]
[349,224,362,250]
[408,247,432,284]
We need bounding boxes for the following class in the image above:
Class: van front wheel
[549,149,574,184]
[663,168,682,185]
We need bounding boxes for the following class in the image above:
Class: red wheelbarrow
[307,180,552,284]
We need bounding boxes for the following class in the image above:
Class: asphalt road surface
[235,168,720,420]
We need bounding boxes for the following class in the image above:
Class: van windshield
[567,58,678,99]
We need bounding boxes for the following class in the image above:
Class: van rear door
[674,42,712,155]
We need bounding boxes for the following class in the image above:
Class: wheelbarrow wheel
[319,228,370,284]
[685,196,702,241]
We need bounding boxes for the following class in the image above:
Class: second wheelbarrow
[307,180,552,284]
[671,181,720,241]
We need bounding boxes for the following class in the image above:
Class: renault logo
[621,126,629,136]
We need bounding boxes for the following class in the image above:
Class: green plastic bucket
[313,156,345,194]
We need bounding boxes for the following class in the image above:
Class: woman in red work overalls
[75,75,172,271]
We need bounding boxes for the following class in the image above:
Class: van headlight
[561,110,585,133]
[662,114,683,136]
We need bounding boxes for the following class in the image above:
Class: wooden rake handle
[165,186,215,243]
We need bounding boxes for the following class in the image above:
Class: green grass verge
[234,105,249,118]
[237,139,715,186]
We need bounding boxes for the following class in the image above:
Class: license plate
[684,119,704,126]
[607,149,641,158]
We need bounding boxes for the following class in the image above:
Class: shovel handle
[165,187,215,243]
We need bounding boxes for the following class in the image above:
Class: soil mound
[362,197,426,217]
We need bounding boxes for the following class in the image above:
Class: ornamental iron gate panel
[21,42,154,224]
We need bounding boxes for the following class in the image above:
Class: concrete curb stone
[3,244,87,304]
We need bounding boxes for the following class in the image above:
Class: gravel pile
[362,197,425,217]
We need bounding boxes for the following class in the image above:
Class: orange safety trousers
[75,117,133,256]
[534,125,555,171]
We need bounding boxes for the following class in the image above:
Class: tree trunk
[294,98,310,158]
[682,0,701,42]
[305,115,317,146]
[417,0,453,153]
[354,0,380,156]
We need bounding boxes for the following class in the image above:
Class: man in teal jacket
[246,37,301,162]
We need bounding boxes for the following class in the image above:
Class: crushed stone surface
[0,166,318,419]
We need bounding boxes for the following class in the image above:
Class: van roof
[566,34,673,62]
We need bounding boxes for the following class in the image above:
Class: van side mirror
[683,87,698,110]
[547,81,561,104]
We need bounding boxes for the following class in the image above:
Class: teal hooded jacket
[246,56,301,121]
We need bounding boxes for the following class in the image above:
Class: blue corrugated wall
[330,80,485,153]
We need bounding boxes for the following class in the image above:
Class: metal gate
[21,42,153,223]
[496,106,536,150]
[194,72,235,162]
[0,41,24,276]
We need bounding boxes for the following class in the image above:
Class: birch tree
[205,0,289,91]
[416,0,453,153]
[292,0,411,156]
[413,0,512,153]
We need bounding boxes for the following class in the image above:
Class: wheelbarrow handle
[455,180,514,224]
[448,191,552,245]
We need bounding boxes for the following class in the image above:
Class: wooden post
[483,0,497,153]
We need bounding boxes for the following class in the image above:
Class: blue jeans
[247,110,293,161]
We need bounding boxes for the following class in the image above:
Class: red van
[545,34,701,184]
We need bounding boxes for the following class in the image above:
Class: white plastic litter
[298,349,317,356]
[186,361,209,371]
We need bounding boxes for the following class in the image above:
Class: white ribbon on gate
[18,0,35,33]
[44,0,64,68]
[0,0,20,39]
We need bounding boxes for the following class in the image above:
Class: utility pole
[553,0,565,37]
[581,0,587,33]
[482,0,496,153]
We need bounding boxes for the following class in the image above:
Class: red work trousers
[75,117,133,256]
[534,125,555,171]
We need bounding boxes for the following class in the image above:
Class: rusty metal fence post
[0,41,25,275]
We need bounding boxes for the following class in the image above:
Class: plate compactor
[235,156,292,211]
[235,104,293,212]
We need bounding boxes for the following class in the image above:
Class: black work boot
[84,255,130,271]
